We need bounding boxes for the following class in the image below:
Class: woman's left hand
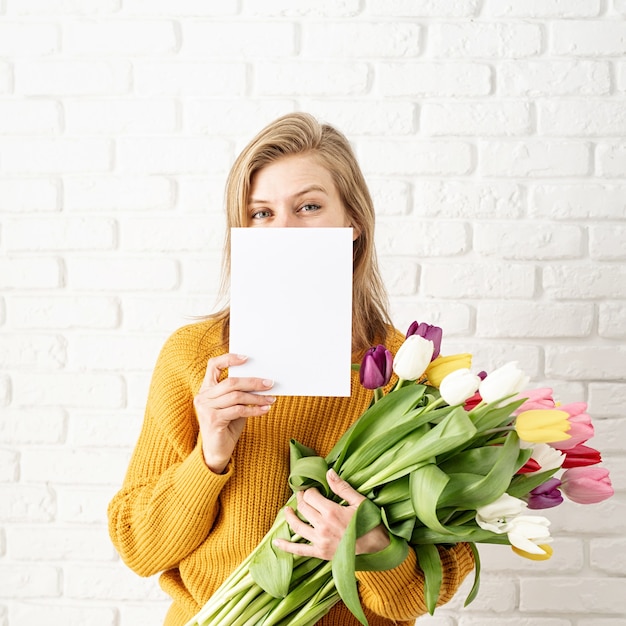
[275,469,390,561]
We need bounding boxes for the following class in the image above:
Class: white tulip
[439,368,481,406]
[528,443,566,474]
[479,361,530,405]
[506,515,552,555]
[475,493,527,534]
[392,335,434,381]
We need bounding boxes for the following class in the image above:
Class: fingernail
[263,379,274,388]
[266,396,276,404]
[328,468,339,481]
[237,354,248,360]
[260,405,272,412]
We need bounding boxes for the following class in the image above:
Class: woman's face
[247,154,357,236]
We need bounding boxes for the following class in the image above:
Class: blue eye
[300,204,321,213]
[251,210,272,219]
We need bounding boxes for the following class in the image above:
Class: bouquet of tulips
[186,322,614,626]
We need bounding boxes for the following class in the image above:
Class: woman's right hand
[194,353,275,474]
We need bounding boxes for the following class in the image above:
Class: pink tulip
[549,402,594,451]
[560,466,614,504]
[514,388,555,414]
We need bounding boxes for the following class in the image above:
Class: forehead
[250,154,336,194]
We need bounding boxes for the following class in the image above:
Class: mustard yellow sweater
[108,319,474,626]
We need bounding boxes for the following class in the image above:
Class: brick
[134,61,246,96]
[552,21,626,56]
[579,620,626,626]
[21,447,132,485]
[0,138,112,174]
[256,62,369,96]
[182,20,295,57]
[7,0,121,13]
[590,225,626,261]
[16,60,131,95]
[304,100,416,135]
[176,176,229,215]
[590,538,626,575]
[476,302,593,338]
[498,60,611,96]
[120,295,213,332]
[0,334,66,370]
[12,372,125,408]
[0,408,66,444]
[5,217,115,251]
[366,0,478,17]
[596,142,626,178]
[0,61,11,94]
[379,258,418,296]
[390,301,472,337]
[64,563,167,601]
[539,100,626,136]
[0,100,59,134]
[531,184,626,219]
[593,418,626,453]
[244,0,360,16]
[484,0,601,16]
[302,22,420,58]
[0,449,18,481]
[430,22,542,57]
[56,486,115,524]
[545,345,626,380]
[589,383,626,418]
[444,575,516,612]
[65,99,178,134]
[357,140,473,175]
[479,141,590,177]
[120,216,223,252]
[179,253,222,294]
[599,303,626,339]
[0,21,58,55]
[125,371,153,410]
[0,565,60,598]
[618,62,626,92]
[460,619,571,626]
[0,257,61,289]
[67,334,163,371]
[422,262,536,299]
[544,265,626,299]
[618,0,626,14]
[7,295,119,329]
[64,176,173,212]
[0,375,9,407]
[376,219,467,256]
[66,257,179,292]
[368,179,410,216]
[64,19,177,55]
[520,577,626,613]
[474,222,583,260]
[377,62,492,96]
[12,604,116,626]
[0,178,58,212]
[119,604,170,626]
[124,0,236,14]
[0,485,55,522]
[116,137,230,174]
[421,101,532,136]
[413,181,523,219]
[185,99,294,136]
[68,411,141,447]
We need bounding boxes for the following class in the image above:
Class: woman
[108,113,474,625]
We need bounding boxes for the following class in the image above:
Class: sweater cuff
[356,544,419,594]
[173,440,233,518]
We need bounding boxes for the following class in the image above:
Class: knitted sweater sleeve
[107,325,229,577]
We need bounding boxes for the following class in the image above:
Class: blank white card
[229,228,353,396]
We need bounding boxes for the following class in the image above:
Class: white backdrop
[1,1,625,624]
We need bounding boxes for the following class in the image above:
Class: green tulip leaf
[288,455,330,496]
[414,543,442,615]
[410,464,453,534]
[464,543,481,607]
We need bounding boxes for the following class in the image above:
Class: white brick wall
[0,2,624,625]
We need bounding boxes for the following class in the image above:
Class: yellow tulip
[425,353,472,387]
[515,409,571,444]
[511,543,553,561]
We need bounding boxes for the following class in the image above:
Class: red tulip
[562,444,602,469]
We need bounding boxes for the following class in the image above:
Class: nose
[272,211,299,228]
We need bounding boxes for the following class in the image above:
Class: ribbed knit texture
[108,319,474,625]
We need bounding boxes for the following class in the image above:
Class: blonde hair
[214,112,391,355]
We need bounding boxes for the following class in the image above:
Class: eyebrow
[248,184,329,205]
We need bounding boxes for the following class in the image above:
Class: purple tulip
[527,477,563,510]
[359,345,393,390]
[405,322,442,361]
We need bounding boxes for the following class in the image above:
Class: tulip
[526,478,563,510]
[512,543,553,561]
[392,334,434,381]
[527,443,566,474]
[515,409,571,444]
[439,368,482,406]
[513,388,555,414]
[549,402,594,450]
[425,353,472,388]
[516,458,541,474]
[560,466,614,504]
[463,391,482,411]
[505,514,553,556]
[562,444,602,469]
[405,321,442,360]
[475,493,527,534]
[478,362,530,405]
[359,345,393,390]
